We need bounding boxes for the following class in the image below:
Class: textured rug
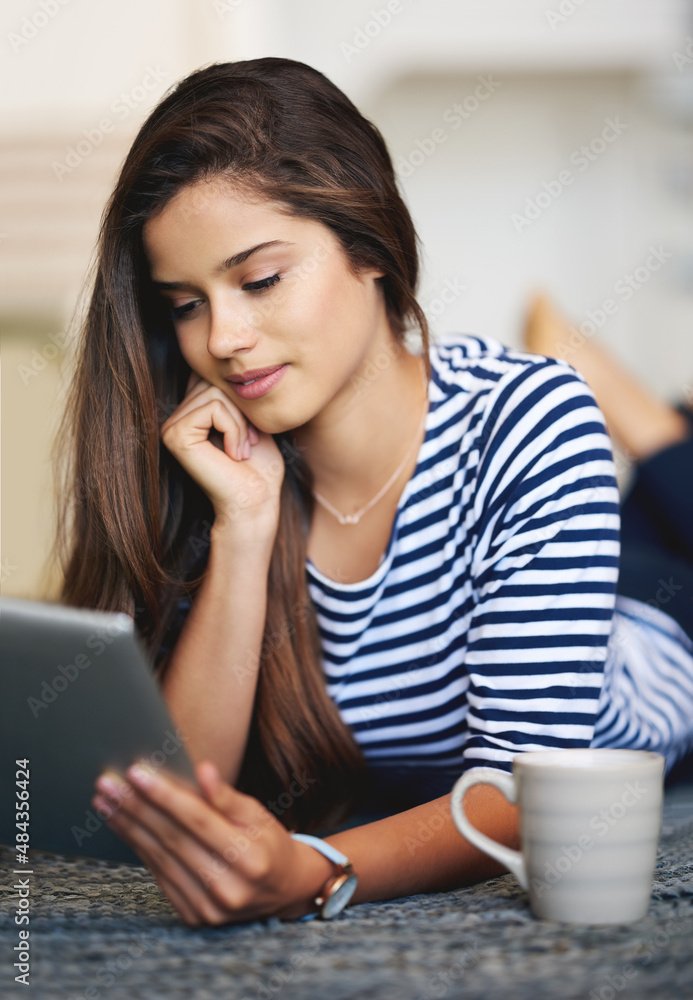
[1,785,692,1000]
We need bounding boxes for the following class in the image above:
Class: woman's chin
[268,420,309,439]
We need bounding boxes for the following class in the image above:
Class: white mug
[450,749,665,924]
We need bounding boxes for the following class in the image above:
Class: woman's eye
[170,300,203,321]
[243,273,281,294]
[167,274,281,320]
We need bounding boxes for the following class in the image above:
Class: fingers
[154,870,203,926]
[166,378,257,461]
[98,765,269,880]
[184,370,206,397]
[165,381,242,434]
[162,393,250,462]
[92,782,247,926]
[195,761,271,829]
[93,764,302,926]
[136,761,270,841]
[94,791,230,926]
[195,760,224,800]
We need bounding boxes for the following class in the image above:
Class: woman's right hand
[160,372,286,539]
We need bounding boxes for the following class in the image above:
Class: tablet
[0,596,199,863]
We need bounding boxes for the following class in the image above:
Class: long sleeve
[463,358,621,771]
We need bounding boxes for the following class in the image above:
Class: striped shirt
[306,333,693,795]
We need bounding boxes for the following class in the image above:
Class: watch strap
[290,832,356,921]
[289,832,351,867]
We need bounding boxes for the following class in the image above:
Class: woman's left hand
[91,760,327,926]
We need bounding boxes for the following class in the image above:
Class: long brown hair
[52,58,431,833]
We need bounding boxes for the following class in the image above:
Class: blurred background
[2,0,693,600]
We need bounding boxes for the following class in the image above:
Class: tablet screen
[0,597,198,863]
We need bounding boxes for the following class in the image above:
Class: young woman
[525,293,693,688]
[52,58,693,926]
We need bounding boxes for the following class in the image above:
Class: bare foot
[524,292,577,362]
[522,292,690,462]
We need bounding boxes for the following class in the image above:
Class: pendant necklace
[311,360,429,526]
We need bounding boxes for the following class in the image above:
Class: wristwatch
[290,833,358,919]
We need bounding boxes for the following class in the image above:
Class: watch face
[323,874,358,919]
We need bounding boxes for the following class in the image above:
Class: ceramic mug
[450,749,665,924]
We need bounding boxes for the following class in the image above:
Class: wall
[2,0,692,598]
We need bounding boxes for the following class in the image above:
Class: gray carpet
[1,786,693,1000]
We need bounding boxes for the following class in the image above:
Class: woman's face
[143,176,389,434]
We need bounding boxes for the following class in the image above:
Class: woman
[525,293,693,733]
[52,58,693,926]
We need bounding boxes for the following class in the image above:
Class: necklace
[311,359,429,526]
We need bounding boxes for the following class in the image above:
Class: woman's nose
[206,307,257,359]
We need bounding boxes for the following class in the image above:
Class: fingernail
[243,439,251,459]
[96,774,121,796]
[249,425,259,444]
[128,763,155,786]
[236,442,242,461]
[92,794,114,816]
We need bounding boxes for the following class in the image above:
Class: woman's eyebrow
[152,240,295,290]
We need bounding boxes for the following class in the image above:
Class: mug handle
[450,767,528,890]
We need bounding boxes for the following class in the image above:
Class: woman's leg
[619,407,693,564]
[523,293,691,461]
[523,292,693,639]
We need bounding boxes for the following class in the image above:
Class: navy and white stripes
[306,333,693,777]
[593,595,693,768]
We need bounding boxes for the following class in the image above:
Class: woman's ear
[356,264,387,284]
[367,265,386,281]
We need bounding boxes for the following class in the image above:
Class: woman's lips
[228,364,288,400]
